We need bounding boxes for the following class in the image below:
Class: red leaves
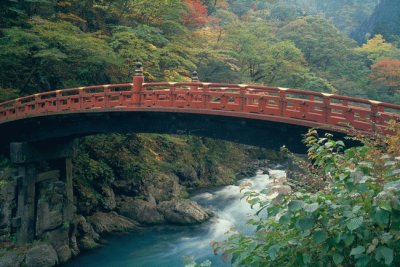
[183,0,209,27]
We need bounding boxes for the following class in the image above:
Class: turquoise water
[63,170,283,267]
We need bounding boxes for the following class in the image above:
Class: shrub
[216,126,400,266]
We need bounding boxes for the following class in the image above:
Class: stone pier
[10,140,76,245]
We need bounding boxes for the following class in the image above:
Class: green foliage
[72,133,272,214]
[217,128,400,266]
[0,156,13,187]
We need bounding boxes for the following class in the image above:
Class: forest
[0,0,399,103]
[0,0,400,267]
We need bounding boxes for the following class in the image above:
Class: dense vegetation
[72,133,275,215]
[212,125,400,267]
[0,0,399,103]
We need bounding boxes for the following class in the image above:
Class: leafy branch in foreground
[214,124,400,266]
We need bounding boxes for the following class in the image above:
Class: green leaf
[303,202,319,213]
[333,253,344,265]
[355,255,370,267]
[375,246,394,265]
[344,235,355,247]
[372,208,390,226]
[337,140,345,147]
[288,200,305,212]
[296,217,315,231]
[268,244,281,260]
[347,217,363,231]
[278,212,291,225]
[313,230,328,244]
[303,253,311,264]
[351,246,365,256]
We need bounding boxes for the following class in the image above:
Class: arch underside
[0,108,349,153]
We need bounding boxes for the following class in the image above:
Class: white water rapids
[62,169,286,267]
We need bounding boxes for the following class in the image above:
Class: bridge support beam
[10,140,76,245]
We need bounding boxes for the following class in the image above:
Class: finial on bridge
[135,62,143,76]
[191,70,199,82]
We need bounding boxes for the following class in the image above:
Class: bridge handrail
[0,81,399,136]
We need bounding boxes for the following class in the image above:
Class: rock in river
[158,199,213,225]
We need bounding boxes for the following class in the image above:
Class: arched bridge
[2,65,399,245]
[1,64,399,149]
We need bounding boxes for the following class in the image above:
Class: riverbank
[61,168,290,267]
[0,134,284,267]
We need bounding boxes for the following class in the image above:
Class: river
[62,169,285,267]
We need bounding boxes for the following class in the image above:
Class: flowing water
[63,169,285,267]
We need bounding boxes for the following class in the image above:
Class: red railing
[1,77,399,136]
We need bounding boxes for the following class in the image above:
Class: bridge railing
[1,66,399,136]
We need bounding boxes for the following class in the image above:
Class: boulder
[0,250,24,267]
[74,216,100,250]
[101,186,116,211]
[36,181,66,235]
[24,243,58,267]
[43,227,72,263]
[143,173,181,203]
[118,198,165,225]
[158,199,213,225]
[87,212,139,234]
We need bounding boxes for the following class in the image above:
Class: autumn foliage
[183,0,209,27]
[370,59,400,95]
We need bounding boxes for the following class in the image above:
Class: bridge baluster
[279,89,286,117]
[56,90,61,112]
[220,93,227,109]
[323,95,331,124]
[187,90,193,107]
[170,85,176,107]
[258,96,266,113]
[203,84,209,109]
[104,85,110,108]
[342,100,354,125]
[240,86,246,112]
[79,87,84,110]
[370,102,386,133]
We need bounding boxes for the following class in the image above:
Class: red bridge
[2,63,399,246]
[1,64,399,141]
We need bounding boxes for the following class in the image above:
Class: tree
[278,16,370,96]
[183,0,209,27]
[355,34,400,63]
[0,18,120,94]
[370,59,400,96]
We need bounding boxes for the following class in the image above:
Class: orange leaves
[183,0,209,27]
[370,59,400,95]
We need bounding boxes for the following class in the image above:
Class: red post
[279,89,286,117]
[170,85,176,107]
[240,86,246,112]
[370,101,382,134]
[322,94,331,124]
[132,62,144,106]
[203,85,209,109]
